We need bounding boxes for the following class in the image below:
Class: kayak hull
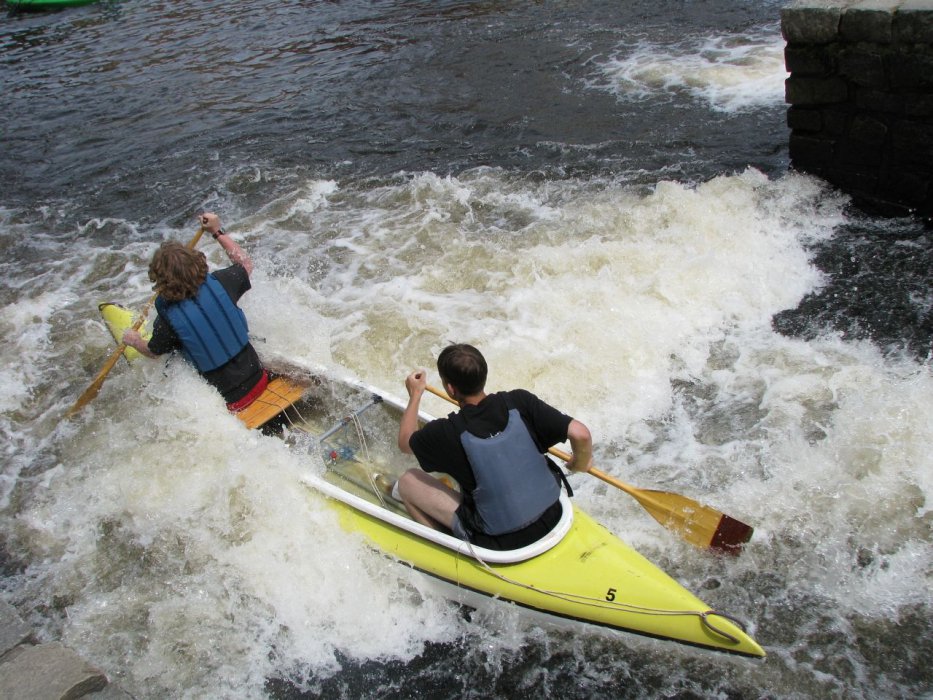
[98,303,146,362]
[317,478,763,657]
[96,301,765,658]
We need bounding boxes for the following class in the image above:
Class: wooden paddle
[424,383,753,554]
[66,226,205,417]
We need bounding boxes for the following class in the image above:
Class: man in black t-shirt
[122,212,266,409]
[394,344,593,550]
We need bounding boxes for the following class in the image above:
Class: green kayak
[7,0,99,9]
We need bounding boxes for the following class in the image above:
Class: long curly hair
[149,241,208,302]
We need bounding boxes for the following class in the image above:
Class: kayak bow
[94,302,766,658]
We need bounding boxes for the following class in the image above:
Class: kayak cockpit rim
[302,473,574,564]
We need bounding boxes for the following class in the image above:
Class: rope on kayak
[463,541,747,644]
[263,384,309,429]
[351,411,371,462]
[347,413,388,508]
[279,401,307,429]
[699,610,746,644]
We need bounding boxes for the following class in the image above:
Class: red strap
[226,370,269,412]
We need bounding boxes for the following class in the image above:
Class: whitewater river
[1,1,930,698]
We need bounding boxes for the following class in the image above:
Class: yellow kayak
[99,302,765,658]
[316,477,764,657]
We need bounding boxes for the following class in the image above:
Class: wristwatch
[212,228,225,240]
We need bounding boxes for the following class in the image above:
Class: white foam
[3,167,930,695]
[0,293,59,412]
[17,362,460,696]
[593,30,788,112]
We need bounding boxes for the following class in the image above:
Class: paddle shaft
[66,227,205,417]
[548,445,639,495]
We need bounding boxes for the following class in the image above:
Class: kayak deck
[270,379,572,564]
[270,369,765,658]
[95,301,765,657]
[234,375,307,429]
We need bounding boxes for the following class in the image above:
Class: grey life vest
[452,400,560,536]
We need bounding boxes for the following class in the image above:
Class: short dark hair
[437,344,487,396]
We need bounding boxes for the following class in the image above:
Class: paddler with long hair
[390,343,593,550]
[122,212,268,411]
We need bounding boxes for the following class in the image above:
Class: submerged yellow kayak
[98,302,765,658]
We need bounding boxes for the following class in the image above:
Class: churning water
[1,1,930,698]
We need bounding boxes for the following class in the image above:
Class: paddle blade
[428,383,756,554]
[584,466,753,554]
[632,488,754,555]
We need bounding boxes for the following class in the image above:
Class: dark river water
[1,1,930,698]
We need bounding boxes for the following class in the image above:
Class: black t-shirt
[410,389,573,549]
[148,264,263,403]
[409,389,573,493]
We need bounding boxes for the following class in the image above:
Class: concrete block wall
[782,0,933,217]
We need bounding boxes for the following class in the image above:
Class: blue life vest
[452,400,560,536]
[155,274,249,372]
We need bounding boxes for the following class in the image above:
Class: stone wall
[0,599,131,699]
[782,0,933,217]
